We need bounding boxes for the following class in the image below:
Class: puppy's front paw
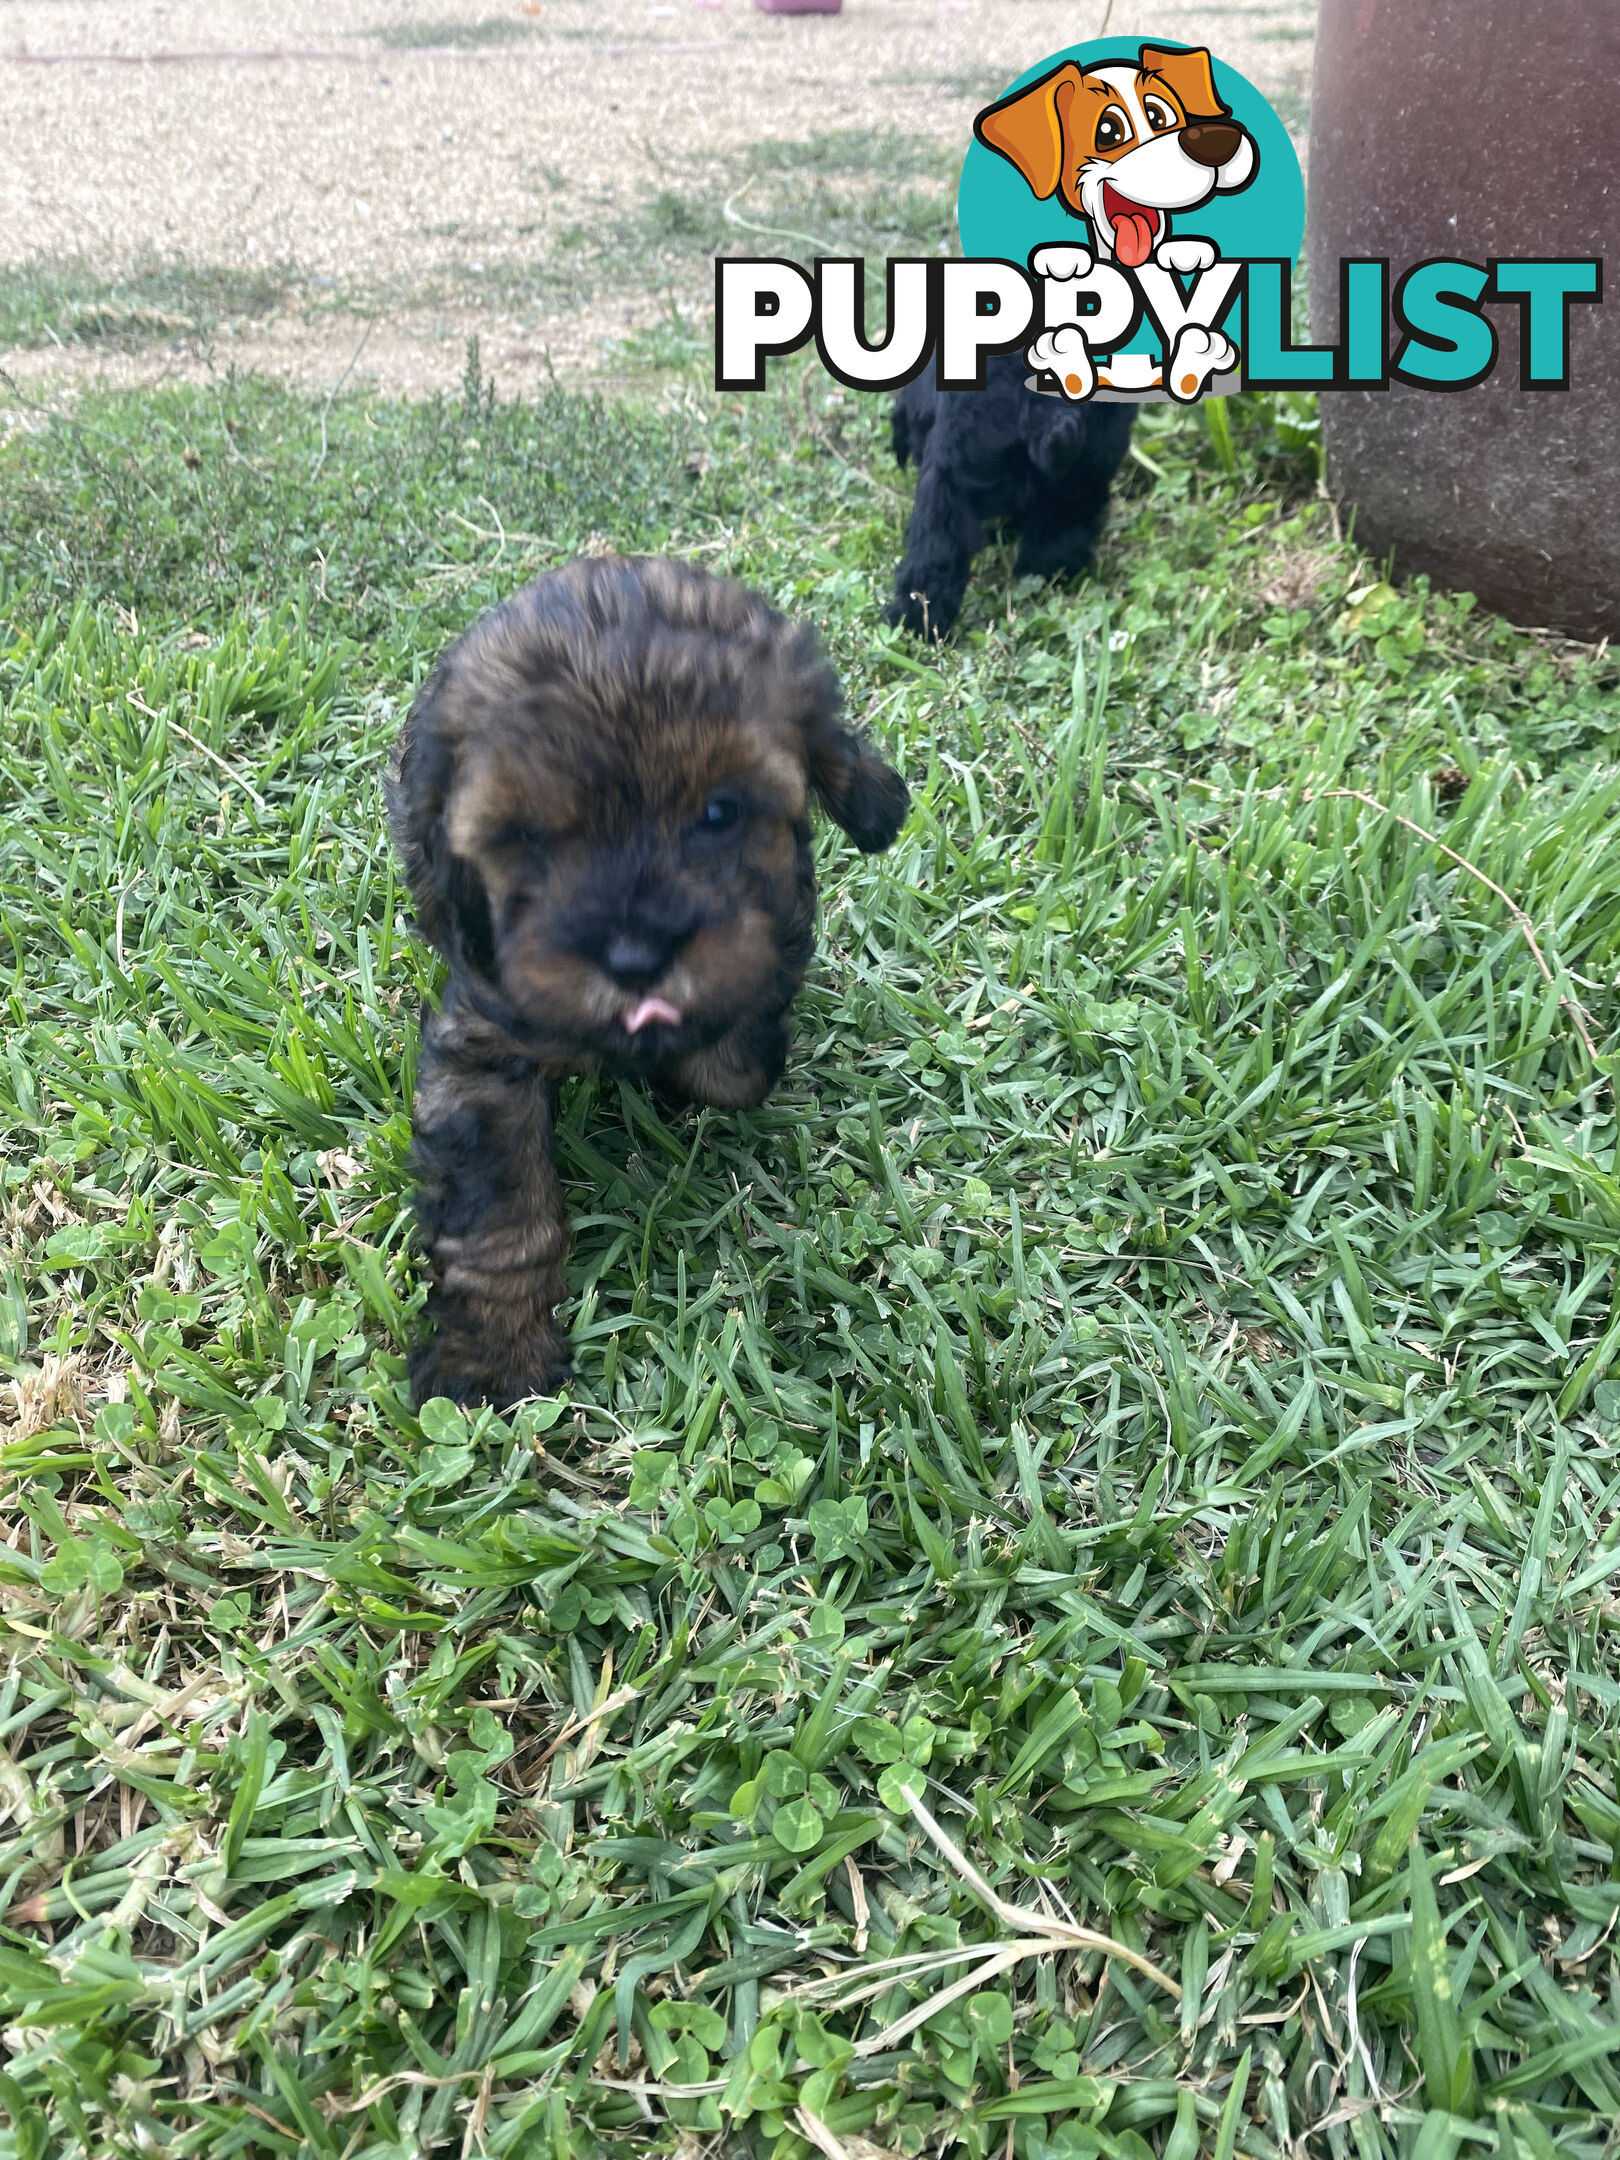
[885,586,952,639]
[409,1312,573,1413]
[670,1015,789,1109]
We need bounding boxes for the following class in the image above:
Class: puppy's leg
[1011,491,1108,582]
[668,1010,790,1110]
[890,375,933,472]
[407,993,572,1410]
[885,444,983,639]
[1014,405,1136,583]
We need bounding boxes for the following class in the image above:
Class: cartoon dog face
[975,44,1256,267]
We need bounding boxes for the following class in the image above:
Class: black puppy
[886,353,1137,637]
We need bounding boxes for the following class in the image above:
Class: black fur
[886,353,1138,637]
[804,727,912,854]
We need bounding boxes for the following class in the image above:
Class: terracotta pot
[1306,0,1618,637]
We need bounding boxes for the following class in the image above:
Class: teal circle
[956,40,1305,361]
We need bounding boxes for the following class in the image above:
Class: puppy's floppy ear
[387,671,499,978]
[439,852,497,977]
[798,676,909,853]
[807,722,910,853]
[1139,44,1228,120]
[974,64,1083,203]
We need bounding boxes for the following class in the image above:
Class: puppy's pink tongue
[1113,207,1158,268]
[623,996,683,1035]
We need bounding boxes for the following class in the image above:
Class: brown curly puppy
[386,554,909,1410]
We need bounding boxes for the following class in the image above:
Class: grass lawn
[0,350,1618,2160]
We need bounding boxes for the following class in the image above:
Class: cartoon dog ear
[974,64,1083,203]
[1139,44,1228,121]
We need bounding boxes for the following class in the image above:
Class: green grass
[0,126,955,358]
[0,129,958,346]
[463,130,959,318]
[374,17,547,49]
[0,257,294,355]
[1,356,1619,2160]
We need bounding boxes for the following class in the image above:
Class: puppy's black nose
[1180,121,1242,168]
[604,931,669,985]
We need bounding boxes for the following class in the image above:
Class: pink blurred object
[754,0,842,13]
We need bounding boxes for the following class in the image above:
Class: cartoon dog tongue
[1104,186,1159,269]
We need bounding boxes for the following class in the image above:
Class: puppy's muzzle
[603,929,686,1036]
[1180,122,1242,168]
[579,893,706,1042]
[605,930,676,986]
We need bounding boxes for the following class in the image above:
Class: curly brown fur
[387,554,909,1410]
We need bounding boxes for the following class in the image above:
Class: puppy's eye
[1143,97,1178,133]
[695,792,742,835]
[1095,105,1132,151]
